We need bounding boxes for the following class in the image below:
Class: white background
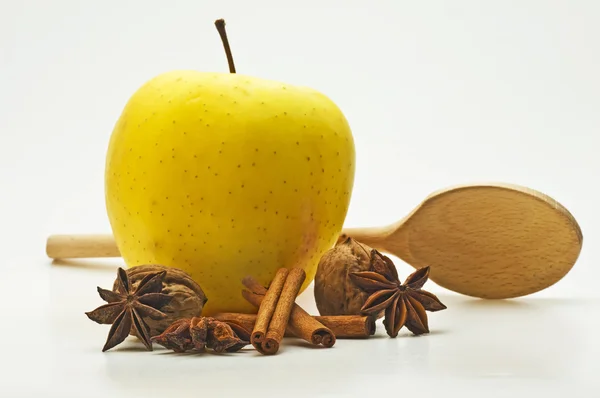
[1,0,599,397]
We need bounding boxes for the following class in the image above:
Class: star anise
[86,267,173,352]
[151,317,250,353]
[350,250,447,337]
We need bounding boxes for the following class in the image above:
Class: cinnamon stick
[287,303,335,347]
[242,274,337,348]
[251,268,288,348]
[241,275,266,295]
[214,313,375,339]
[261,268,305,355]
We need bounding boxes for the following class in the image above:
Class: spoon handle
[46,234,119,258]
[46,225,403,260]
[338,223,406,254]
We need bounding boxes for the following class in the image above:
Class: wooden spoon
[46,183,583,299]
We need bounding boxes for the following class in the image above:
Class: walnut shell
[113,264,208,336]
[314,237,374,316]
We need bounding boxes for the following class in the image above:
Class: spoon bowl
[340,183,583,299]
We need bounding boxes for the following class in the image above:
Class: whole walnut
[113,264,208,336]
[314,237,380,317]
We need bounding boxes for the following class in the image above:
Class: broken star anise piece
[350,250,447,338]
[151,317,250,354]
[86,267,172,352]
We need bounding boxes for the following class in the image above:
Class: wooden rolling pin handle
[46,234,121,259]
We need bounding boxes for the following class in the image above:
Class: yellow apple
[105,70,355,315]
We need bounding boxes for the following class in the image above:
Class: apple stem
[214,19,236,73]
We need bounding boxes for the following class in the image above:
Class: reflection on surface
[99,294,598,395]
[425,294,590,380]
[40,260,599,393]
[51,258,123,272]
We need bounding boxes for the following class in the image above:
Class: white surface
[1,0,599,397]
